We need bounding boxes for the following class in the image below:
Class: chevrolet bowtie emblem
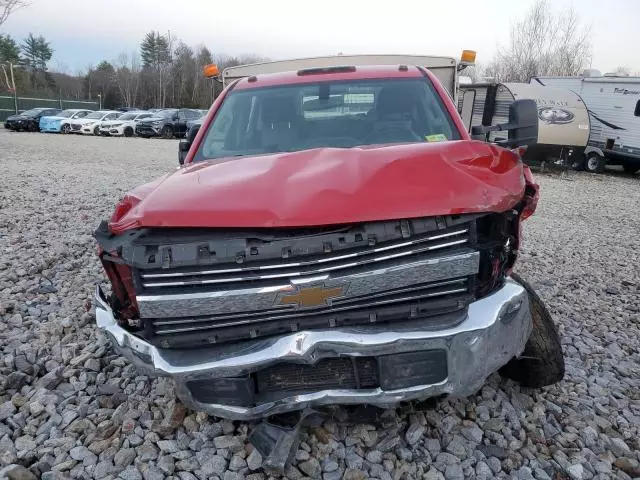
[279,285,346,308]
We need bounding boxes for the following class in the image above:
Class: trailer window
[194,77,461,162]
[635,100,640,117]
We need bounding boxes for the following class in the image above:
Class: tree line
[0,27,266,109]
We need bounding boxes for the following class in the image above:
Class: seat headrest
[376,86,419,116]
[261,95,299,124]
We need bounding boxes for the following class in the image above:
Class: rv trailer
[458,82,590,169]
[532,72,640,174]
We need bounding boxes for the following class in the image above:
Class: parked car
[69,110,121,135]
[4,108,61,131]
[39,109,93,133]
[97,61,563,427]
[135,108,202,138]
[99,111,153,137]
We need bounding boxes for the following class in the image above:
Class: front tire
[499,273,565,388]
[585,152,606,173]
[93,126,100,136]
[161,126,174,139]
[124,127,134,137]
[61,124,71,134]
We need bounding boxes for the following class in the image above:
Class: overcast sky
[2,0,638,75]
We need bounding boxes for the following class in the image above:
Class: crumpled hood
[109,140,527,233]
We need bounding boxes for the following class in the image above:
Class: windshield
[56,110,74,118]
[194,77,460,162]
[118,112,138,120]
[86,112,105,119]
[157,109,177,118]
[20,108,45,116]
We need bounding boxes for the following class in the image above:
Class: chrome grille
[145,277,473,348]
[138,227,470,290]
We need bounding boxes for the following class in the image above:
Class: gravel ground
[1,128,639,480]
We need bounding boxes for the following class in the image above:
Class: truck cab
[95,58,563,426]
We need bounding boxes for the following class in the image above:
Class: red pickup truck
[94,63,564,421]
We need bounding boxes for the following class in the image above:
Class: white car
[69,110,121,135]
[39,109,94,134]
[99,111,153,137]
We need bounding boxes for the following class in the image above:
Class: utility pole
[10,63,17,114]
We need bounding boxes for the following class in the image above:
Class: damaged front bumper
[94,278,532,420]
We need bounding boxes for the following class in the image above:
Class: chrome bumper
[94,278,532,420]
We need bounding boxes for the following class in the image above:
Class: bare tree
[610,66,631,76]
[0,0,29,29]
[486,0,592,82]
[114,52,141,107]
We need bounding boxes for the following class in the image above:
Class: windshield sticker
[425,134,447,142]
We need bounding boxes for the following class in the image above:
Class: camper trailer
[218,53,476,102]
[458,82,590,168]
[532,72,640,174]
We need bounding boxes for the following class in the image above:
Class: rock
[487,457,502,474]
[614,458,640,477]
[0,402,16,421]
[609,437,631,456]
[425,438,441,457]
[376,435,399,452]
[445,436,468,459]
[200,456,227,476]
[113,448,136,467]
[476,461,492,479]
[14,436,36,453]
[157,455,175,474]
[423,468,445,480]
[93,461,114,479]
[322,458,339,473]
[461,425,483,443]
[478,445,508,460]
[69,446,95,463]
[0,464,37,480]
[444,464,464,480]
[298,458,322,478]
[118,466,143,480]
[246,448,262,471]
[156,440,179,453]
[405,423,425,445]
[213,435,243,452]
[342,469,366,480]
[366,450,383,464]
[566,464,584,480]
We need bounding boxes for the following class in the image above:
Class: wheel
[499,272,565,388]
[124,127,134,137]
[161,126,174,139]
[93,125,100,136]
[28,122,38,132]
[585,152,606,173]
[622,164,640,175]
[570,154,586,171]
[61,124,71,134]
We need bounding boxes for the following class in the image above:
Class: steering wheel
[365,125,423,144]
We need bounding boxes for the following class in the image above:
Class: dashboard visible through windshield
[194,78,460,162]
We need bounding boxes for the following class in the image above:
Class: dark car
[135,108,202,139]
[4,108,62,132]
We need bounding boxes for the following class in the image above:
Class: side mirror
[178,139,191,166]
[178,125,201,165]
[470,99,539,148]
